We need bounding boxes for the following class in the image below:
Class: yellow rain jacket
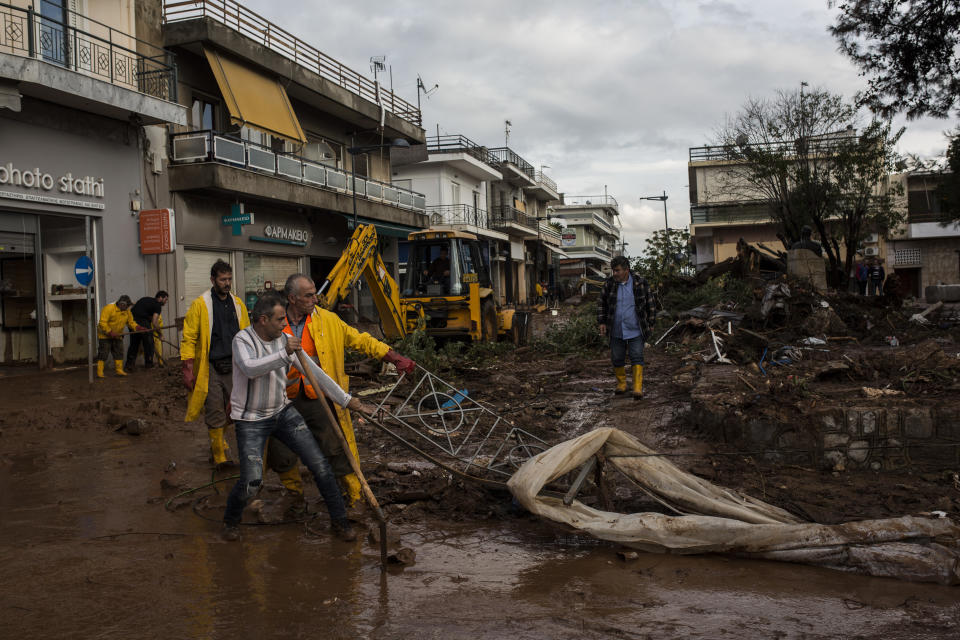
[307,307,390,502]
[153,314,165,365]
[181,290,250,422]
[97,303,138,339]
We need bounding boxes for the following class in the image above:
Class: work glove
[182,359,196,391]
[109,331,120,338]
[137,325,150,332]
[383,349,415,374]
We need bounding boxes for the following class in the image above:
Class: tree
[632,228,694,289]
[830,0,960,120]
[711,88,904,286]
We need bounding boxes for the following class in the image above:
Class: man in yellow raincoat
[181,260,250,468]
[96,294,138,378]
[265,273,415,506]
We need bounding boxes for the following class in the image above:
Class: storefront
[0,113,145,366]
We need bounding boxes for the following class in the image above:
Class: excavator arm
[316,224,418,340]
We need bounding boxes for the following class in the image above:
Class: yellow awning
[203,47,306,144]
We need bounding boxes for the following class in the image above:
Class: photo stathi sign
[139,208,176,254]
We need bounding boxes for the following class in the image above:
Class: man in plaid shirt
[597,256,656,399]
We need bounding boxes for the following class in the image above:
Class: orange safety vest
[284,313,318,399]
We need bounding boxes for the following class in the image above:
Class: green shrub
[533,302,605,355]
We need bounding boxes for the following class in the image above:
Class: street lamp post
[639,191,669,234]
[347,138,410,230]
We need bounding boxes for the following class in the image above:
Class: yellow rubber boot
[632,365,644,400]
[96,361,105,379]
[208,426,231,467]
[277,466,304,496]
[614,367,627,394]
[114,360,127,377]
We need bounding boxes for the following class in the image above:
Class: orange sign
[139,208,175,254]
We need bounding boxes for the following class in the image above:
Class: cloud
[243,0,953,260]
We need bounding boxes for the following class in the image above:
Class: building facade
[0,0,185,366]
[886,170,960,298]
[158,0,427,323]
[550,195,621,284]
[393,135,563,305]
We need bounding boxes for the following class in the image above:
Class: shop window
[242,253,301,311]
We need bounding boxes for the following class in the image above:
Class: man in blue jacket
[597,256,656,399]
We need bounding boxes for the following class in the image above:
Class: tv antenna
[416,74,439,112]
[370,56,386,82]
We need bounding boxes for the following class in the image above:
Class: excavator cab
[402,235,490,298]
[402,230,500,341]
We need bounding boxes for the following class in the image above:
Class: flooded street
[2,364,958,639]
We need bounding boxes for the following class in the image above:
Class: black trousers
[125,331,155,368]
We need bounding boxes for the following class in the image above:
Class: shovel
[295,351,390,570]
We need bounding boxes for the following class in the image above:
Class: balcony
[538,221,561,246]
[490,204,538,237]
[527,169,559,201]
[488,147,536,187]
[690,133,858,163]
[690,202,773,226]
[564,244,613,261]
[424,135,502,181]
[0,2,184,124]
[169,130,427,224]
[162,0,421,129]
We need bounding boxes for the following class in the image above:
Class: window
[39,0,67,66]
[303,139,339,166]
[191,97,217,130]
[352,153,369,178]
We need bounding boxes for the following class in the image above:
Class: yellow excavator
[317,224,528,342]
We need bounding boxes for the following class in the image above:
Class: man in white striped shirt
[222,293,371,542]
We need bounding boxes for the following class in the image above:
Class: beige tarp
[507,428,960,584]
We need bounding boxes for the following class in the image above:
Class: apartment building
[550,195,621,282]
[486,146,562,303]
[687,143,782,270]
[393,135,563,305]
[158,0,427,321]
[391,134,511,302]
[886,170,960,298]
[0,0,186,365]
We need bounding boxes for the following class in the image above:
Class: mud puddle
[1,363,959,638]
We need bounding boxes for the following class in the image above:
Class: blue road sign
[75,255,94,286]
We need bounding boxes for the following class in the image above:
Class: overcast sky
[244,0,954,257]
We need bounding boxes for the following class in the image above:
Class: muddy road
[2,344,959,638]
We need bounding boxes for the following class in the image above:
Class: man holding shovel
[222,292,374,542]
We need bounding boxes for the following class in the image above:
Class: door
[183,249,231,307]
[893,267,921,299]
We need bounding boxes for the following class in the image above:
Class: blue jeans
[610,335,644,368]
[223,404,347,526]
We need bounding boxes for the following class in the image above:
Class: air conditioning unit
[864,246,879,256]
[863,233,879,244]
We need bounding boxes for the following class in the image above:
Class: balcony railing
[426,135,500,169]
[170,130,426,212]
[690,203,771,224]
[565,245,613,258]
[534,170,557,194]
[1,1,176,100]
[488,147,536,180]
[490,205,537,230]
[690,134,859,162]
[557,195,619,210]
[426,204,488,228]
[162,0,420,126]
